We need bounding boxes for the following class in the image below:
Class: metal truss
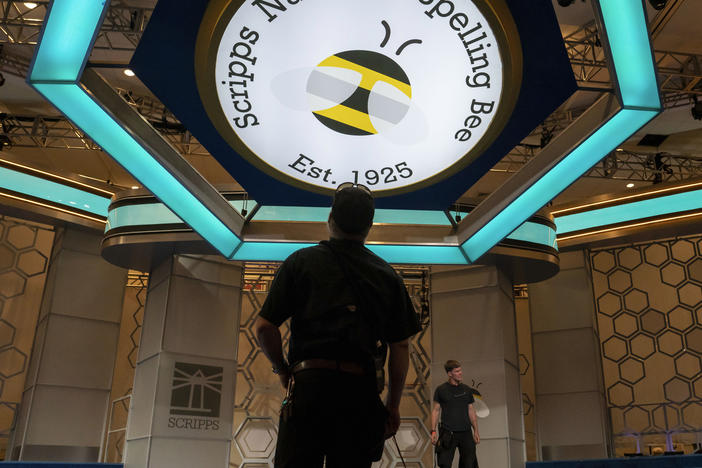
[564,20,702,107]
[0,109,211,157]
[0,1,152,52]
[0,112,102,150]
[495,146,702,183]
[114,88,211,157]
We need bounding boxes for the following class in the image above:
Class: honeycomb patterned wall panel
[103,273,147,463]
[0,217,54,460]
[590,235,702,455]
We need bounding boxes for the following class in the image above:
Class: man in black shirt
[254,184,421,468]
[431,360,480,468]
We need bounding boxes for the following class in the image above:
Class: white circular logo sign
[203,0,514,195]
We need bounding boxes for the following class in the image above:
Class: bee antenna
[380,20,391,48]
[396,39,423,56]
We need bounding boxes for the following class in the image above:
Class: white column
[431,265,525,468]
[528,250,610,460]
[10,228,128,461]
[124,254,241,468]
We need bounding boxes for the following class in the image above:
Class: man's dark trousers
[274,368,386,468]
[437,429,477,468]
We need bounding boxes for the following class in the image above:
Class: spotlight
[0,135,11,151]
[626,183,635,188]
[24,2,37,8]
[647,0,667,10]
[557,0,575,6]
[123,69,135,77]
[692,97,702,121]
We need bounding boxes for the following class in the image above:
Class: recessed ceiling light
[131,185,140,189]
[626,183,635,188]
[24,2,38,8]
[616,148,624,152]
[123,69,135,77]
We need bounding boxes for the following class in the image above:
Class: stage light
[627,183,635,188]
[692,97,702,120]
[0,135,11,150]
[647,0,667,10]
[24,2,37,8]
[123,69,135,77]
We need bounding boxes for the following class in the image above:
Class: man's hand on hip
[384,405,400,439]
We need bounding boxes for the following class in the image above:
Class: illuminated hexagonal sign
[196,0,521,196]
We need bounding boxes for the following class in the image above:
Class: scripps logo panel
[168,362,223,431]
[204,0,515,195]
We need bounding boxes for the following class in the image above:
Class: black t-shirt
[259,238,421,365]
[433,382,475,432]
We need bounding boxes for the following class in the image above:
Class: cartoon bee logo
[306,22,421,136]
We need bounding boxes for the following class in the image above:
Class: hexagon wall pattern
[0,217,54,457]
[590,235,702,452]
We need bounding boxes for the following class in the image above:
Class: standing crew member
[255,183,421,468]
[431,360,481,468]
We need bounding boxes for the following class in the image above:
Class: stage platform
[527,454,702,468]
[0,464,122,467]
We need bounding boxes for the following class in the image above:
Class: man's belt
[291,359,366,376]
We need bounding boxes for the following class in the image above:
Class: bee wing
[270,66,361,112]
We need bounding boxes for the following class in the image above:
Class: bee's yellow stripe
[314,105,377,134]
[318,55,412,98]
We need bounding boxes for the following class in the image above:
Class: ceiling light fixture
[626,183,635,188]
[131,185,140,189]
[123,69,135,77]
[647,0,667,10]
[24,2,38,8]
[692,96,702,121]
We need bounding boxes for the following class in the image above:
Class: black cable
[392,435,408,468]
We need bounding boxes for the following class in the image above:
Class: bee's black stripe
[336,50,410,85]
[313,114,374,136]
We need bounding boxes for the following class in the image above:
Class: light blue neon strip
[367,245,467,264]
[0,167,110,216]
[374,209,450,225]
[462,109,658,262]
[253,206,450,225]
[507,222,558,250]
[231,242,468,264]
[106,203,180,231]
[33,83,241,257]
[600,0,659,108]
[105,200,252,232]
[30,1,106,82]
[231,242,315,261]
[253,206,329,222]
[555,188,702,234]
[107,200,555,250]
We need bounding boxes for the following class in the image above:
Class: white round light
[205,0,512,195]
[123,69,136,77]
[24,3,38,9]
[626,183,635,188]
